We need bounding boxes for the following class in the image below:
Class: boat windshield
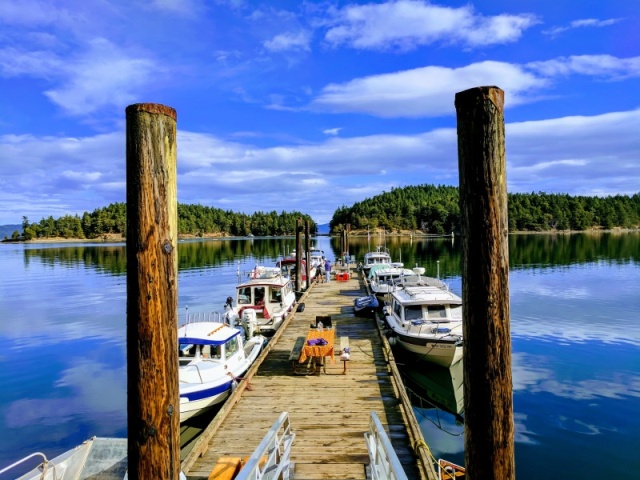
[238,287,252,305]
[427,305,447,320]
[225,336,239,359]
[404,305,423,321]
[270,287,282,303]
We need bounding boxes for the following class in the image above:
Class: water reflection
[397,352,465,423]
[18,232,640,276]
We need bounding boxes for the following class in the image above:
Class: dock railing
[365,411,409,480]
[236,411,295,480]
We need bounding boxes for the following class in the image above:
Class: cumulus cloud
[1,108,638,224]
[311,61,544,117]
[323,128,342,135]
[324,0,538,50]
[309,55,640,118]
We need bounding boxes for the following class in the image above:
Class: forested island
[8,203,315,241]
[329,185,640,234]
[5,185,640,241]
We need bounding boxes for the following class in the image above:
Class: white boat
[383,279,463,367]
[3,437,129,480]
[178,320,266,422]
[225,266,297,337]
[309,247,325,268]
[3,437,189,480]
[369,266,423,297]
[277,257,317,290]
[362,245,396,273]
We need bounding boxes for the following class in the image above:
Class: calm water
[0,233,639,479]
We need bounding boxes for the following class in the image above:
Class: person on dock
[317,262,325,283]
[324,259,331,283]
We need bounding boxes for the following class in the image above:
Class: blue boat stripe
[181,380,233,401]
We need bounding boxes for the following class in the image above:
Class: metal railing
[236,411,295,480]
[365,411,409,480]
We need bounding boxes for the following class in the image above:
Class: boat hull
[180,388,232,421]
[389,327,463,367]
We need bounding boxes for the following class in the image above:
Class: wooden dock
[181,267,438,480]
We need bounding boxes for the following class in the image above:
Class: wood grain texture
[455,86,515,480]
[125,103,179,479]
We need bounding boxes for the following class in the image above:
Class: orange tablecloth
[299,328,335,364]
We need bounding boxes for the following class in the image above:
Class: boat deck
[181,267,437,480]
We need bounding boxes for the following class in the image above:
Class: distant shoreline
[3,227,638,244]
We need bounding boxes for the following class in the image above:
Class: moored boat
[225,266,297,337]
[438,458,465,479]
[277,257,317,290]
[178,319,266,422]
[383,279,463,367]
[353,293,379,315]
[362,245,395,273]
[3,437,129,480]
[369,266,423,297]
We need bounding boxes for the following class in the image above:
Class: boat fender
[231,378,238,391]
[388,336,397,346]
[297,303,305,312]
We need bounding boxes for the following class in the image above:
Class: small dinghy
[354,294,379,315]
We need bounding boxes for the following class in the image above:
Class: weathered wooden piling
[455,86,514,479]
[305,220,311,284]
[125,103,180,480]
[295,218,302,292]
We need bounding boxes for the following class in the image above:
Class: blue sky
[0,0,638,226]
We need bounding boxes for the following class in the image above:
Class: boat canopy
[178,322,242,345]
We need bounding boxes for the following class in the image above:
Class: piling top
[126,103,177,120]
[454,86,504,113]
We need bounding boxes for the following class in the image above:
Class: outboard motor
[241,308,258,338]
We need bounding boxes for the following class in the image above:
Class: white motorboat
[225,266,297,337]
[277,257,317,290]
[362,246,396,273]
[383,279,463,367]
[178,320,265,422]
[3,437,129,480]
[309,247,325,268]
[369,266,423,297]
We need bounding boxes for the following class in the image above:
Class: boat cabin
[178,323,242,366]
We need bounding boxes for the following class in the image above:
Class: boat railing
[0,452,49,478]
[235,411,295,480]
[183,309,230,325]
[180,363,205,383]
[364,411,409,480]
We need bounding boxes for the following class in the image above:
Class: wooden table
[298,328,335,374]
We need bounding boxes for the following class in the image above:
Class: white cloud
[543,17,622,36]
[323,128,341,135]
[311,61,545,117]
[527,55,640,80]
[310,55,640,118]
[0,0,75,27]
[1,108,638,225]
[44,39,159,115]
[324,0,538,50]
[263,31,311,52]
[0,38,160,116]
